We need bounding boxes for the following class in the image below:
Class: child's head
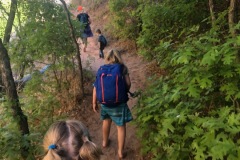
[96,29,101,35]
[43,120,102,160]
[105,49,123,64]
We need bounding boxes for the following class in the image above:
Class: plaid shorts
[100,103,133,126]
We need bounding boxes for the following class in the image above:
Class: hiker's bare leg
[82,37,87,52]
[117,124,126,159]
[102,119,112,147]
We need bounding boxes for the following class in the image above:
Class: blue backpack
[78,13,89,26]
[95,64,128,105]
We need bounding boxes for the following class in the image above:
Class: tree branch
[208,0,216,27]
[228,0,237,37]
[59,0,84,98]
[3,0,17,43]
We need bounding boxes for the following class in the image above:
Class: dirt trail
[71,6,149,160]
[78,34,148,160]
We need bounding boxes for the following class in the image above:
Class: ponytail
[43,149,62,160]
[79,141,102,160]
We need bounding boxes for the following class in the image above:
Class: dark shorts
[100,103,133,126]
[84,25,93,37]
[80,25,93,38]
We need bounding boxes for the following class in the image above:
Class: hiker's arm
[88,16,92,24]
[97,41,100,49]
[125,74,131,92]
[92,87,99,112]
[123,65,131,91]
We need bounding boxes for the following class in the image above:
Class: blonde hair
[43,120,102,160]
[80,141,102,160]
[105,49,123,64]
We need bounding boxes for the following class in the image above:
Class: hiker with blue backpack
[92,49,133,160]
[76,6,93,52]
[96,29,107,59]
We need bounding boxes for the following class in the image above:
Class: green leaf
[192,140,206,160]
[198,76,213,89]
[161,118,175,135]
[184,125,203,138]
[222,50,237,65]
[186,84,200,98]
[200,49,218,65]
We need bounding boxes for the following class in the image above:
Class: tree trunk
[209,0,216,27]
[1,0,31,158]
[228,0,237,37]
[60,0,84,99]
[0,38,31,159]
[3,0,17,43]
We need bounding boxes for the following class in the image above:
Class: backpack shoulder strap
[83,13,89,21]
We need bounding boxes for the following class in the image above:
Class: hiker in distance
[92,49,133,160]
[42,119,102,160]
[96,29,107,59]
[76,6,93,52]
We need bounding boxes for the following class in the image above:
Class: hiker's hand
[93,103,99,113]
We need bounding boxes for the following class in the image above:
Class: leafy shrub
[0,100,42,160]
[136,0,208,59]
[134,22,240,159]
[9,0,81,72]
[108,0,139,40]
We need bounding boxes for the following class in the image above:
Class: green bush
[137,0,208,59]
[8,0,82,73]
[134,22,240,159]
[0,98,44,159]
[108,0,139,40]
